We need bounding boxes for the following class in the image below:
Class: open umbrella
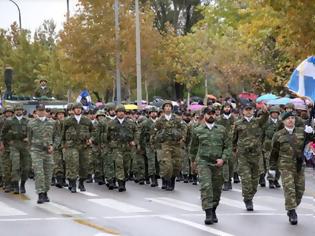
[256,93,278,102]
[188,104,204,111]
[239,92,257,101]
[124,104,138,110]
[267,97,291,105]
[290,98,306,106]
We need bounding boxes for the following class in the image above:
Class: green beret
[282,111,295,121]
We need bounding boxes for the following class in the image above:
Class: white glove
[304,125,314,134]
[268,170,276,179]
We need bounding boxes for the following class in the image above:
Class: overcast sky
[0,0,79,33]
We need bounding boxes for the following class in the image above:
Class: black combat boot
[118,180,126,192]
[259,174,266,187]
[228,179,232,190]
[145,178,150,185]
[69,179,77,193]
[138,179,145,185]
[212,206,218,223]
[192,175,198,185]
[269,180,275,189]
[274,179,281,188]
[166,177,176,191]
[13,181,19,194]
[98,177,105,185]
[86,174,93,183]
[37,193,45,204]
[0,176,3,188]
[161,178,167,189]
[55,176,63,188]
[51,177,56,186]
[223,182,230,191]
[150,175,158,187]
[233,172,240,183]
[62,178,68,187]
[183,174,189,183]
[204,208,214,225]
[20,181,26,194]
[107,179,115,190]
[244,200,254,211]
[43,192,50,202]
[78,179,86,192]
[287,209,298,225]
[4,183,12,193]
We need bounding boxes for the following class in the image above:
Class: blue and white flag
[76,89,92,110]
[287,56,315,101]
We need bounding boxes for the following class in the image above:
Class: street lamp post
[66,0,70,21]
[114,0,121,104]
[135,0,142,106]
[8,0,22,30]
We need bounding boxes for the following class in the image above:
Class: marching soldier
[190,107,231,225]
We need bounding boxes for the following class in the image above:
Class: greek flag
[287,56,315,101]
[76,89,92,110]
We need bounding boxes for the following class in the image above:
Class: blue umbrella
[256,93,278,102]
[267,97,291,105]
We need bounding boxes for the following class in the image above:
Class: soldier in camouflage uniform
[0,106,14,192]
[217,102,235,191]
[62,102,93,193]
[261,106,281,189]
[179,112,191,183]
[28,104,59,204]
[153,101,183,191]
[140,107,159,187]
[53,109,67,188]
[269,112,313,225]
[233,102,268,211]
[34,79,52,97]
[190,107,231,225]
[1,104,30,194]
[107,105,136,192]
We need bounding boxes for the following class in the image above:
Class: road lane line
[146,197,201,211]
[220,197,275,211]
[74,219,120,235]
[88,199,150,213]
[103,215,160,219]
[0,201,27,216]
[159,215,235,236]
[181,213,314,217]
[63,187,99,197]
[37,202,82,215]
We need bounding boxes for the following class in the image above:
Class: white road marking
[63,187,99,197]
[88,199,150,213]
[103,215,160,219]
[159,215,235,236]
[0,216,97,222]
[256,196,315,211]
[220,197,275,211]
[37,202,82,215]
[0,201,27,216]
[181,213,314,217]
[145,197,201,211]
[230,188,242,193]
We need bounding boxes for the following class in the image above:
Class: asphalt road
[0,168,314,236]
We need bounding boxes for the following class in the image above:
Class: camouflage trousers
[103,148,115,181]
[112,147,131,181]
[93,146,103,180]
[53,149,64,177]
[223,157,234,182]
[10,144,30,182]
[64,146,89,180]
[145,146,157,176]
[197,159,224,210]
[181,148,190,176]
[132,149,145,180]
[280,167,305,210]
[87,147,95,176]
[31,147,54,194]
[159,143,182,179]
[238,154,260,201]
[1,148,11,186]
[261,151,280,181]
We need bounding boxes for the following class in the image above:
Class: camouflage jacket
[269,127,311,170]
[190,123,231,163]
[140,118,156,147]
[27,118,59,150]
[1,116,29,144]
[262,117,281,151]
[107,118,136,148]
[34,86,52,97]
[62,116,93,147]
[232,112,268,154]
[217,114,235,132]
[153,114,183,144]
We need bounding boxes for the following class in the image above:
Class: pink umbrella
[188,104,205,111]
[291,98,306,106]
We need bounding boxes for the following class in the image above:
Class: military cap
[203,107,216,115]
[106,103,116,111]
[242,102,255,109]
[213,102,222,110]
[96,110,106,117]
[148,107,158,113]
[36,103,46,111]
[14,103,24,111]
[55,109,65,114]
[162,100,173,109]
[282,111,295,121]
[269,106,280,114]
[222,101,233,109]
[73,102,83,109]
[116,104,126,112]
[4,105,14,113]
[67,103,74,110]
[285,103,295,109]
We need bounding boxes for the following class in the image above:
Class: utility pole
[66,0,70,21]
[8,0,21,30]
[135,0,142,106]
[115,0,121,104]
